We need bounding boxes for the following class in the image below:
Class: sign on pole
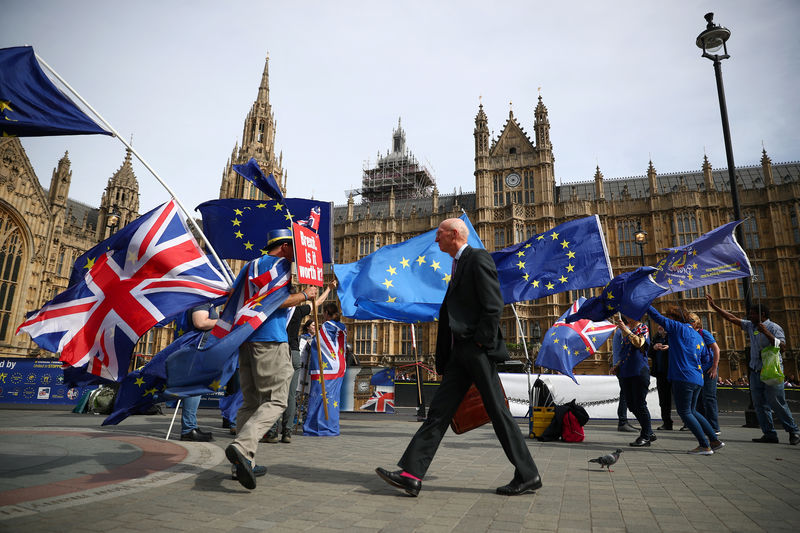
[293,222,324,287]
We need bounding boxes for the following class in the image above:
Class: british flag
[307,320,346,381]
[360,390,395,413]
[535,297,617,383]
[297,206,321,232]
[17,200,230,381]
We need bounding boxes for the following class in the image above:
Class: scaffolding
[348,118,436,203]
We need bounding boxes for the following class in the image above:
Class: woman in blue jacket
[648,305,724,455]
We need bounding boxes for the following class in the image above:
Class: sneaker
[710,440,725,451]
[231,464,267,480]
[281,433,292,443]
[687,446,713,455]
[790,433,800,446]
[261,432,279,443]
[679,425,689,431]
[629,436,651,447]
[618,423,638,433]
[715,430,721,436]
[752,434,779,443]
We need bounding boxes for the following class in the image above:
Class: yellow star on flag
[235,230,244,239]
[546,282,555,290]
[233,208,243,216]
[382,278,394,289]
[431,260,441,271]
[532,280,540,288]
[566,263,575,273]
[522,273,529,281]
[607,292,615,299]
[256,203,268,208]
[550,231,559,240]
[517,250,526,257]
[516,260,526,269]
[566,250,576,259]
[284,212,293,221]
[387,295,397,303]
[144,387,158,397]
[559,275,568,283]
[553,338,559,344]
[442,273,451,283]
[667,278,673,284]
[0,101,13,112]
[231,218,241,226]
[273,203,283,211]
[84,257,95,269]
[134,376,145,387]
[687,273,694,280]
[536,235,544,241]
[560,239,570,249]
[209,379,222,391]
[244,241,254,250]
[678,279,685,286]
[387,265,397,276]
[524,243,532,248]
[416,255,426,266]
[400,257,410,268]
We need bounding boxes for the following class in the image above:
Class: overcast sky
[4,1,799,214]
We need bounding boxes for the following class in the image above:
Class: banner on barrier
[0,358,94,405]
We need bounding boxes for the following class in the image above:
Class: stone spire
[761,147,774,186]
[534,95,551,152]
[647,160,658,196]
[97,148,140,241]
[594,165,605,200]
[48,151,72,209]
[702,154,715,191]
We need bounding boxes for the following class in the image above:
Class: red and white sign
[293,222,323,286]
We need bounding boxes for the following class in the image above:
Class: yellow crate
[529,406,555,438]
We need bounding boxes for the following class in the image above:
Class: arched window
[0,209,25,341]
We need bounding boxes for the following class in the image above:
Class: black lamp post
[634,222,647,266]
[696,12,752,311]
[106,204,121,236]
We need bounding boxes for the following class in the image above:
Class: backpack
[561,411,585,442]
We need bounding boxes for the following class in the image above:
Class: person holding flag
[226,228,319,490]
[610,313,653,447]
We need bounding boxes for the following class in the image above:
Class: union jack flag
[303,319,347,436]
[17,200,230,381]
[360,390,395,413]
[535,297,617,384]
[307,320,346,381]
[297,206,321,232]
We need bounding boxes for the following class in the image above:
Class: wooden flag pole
[311,299,330,420]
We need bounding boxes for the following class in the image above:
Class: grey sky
[4,1,799,215]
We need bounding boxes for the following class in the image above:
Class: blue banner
[0,358,96,404]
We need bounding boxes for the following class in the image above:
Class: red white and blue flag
[17,200,230,381]
[304,320,347,436]
[535,297,617,384]
[360,390,395,413]
[297,206,321,232]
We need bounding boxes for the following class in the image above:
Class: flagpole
[510,304,533,416]
[311,299,330,420]
[35,53,234,286]
[410,324,426,420]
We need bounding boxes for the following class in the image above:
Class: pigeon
[589,449,623,471]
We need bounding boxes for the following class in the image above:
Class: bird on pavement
[589,449,623,471]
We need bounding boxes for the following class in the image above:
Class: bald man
[376,218,542,496]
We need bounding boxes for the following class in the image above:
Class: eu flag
[535,298,617,384]
[491,215,612,304]
[0,46,111,137]
[566,267,666,323]
[652,220,752,292]
[196,198,333,263]
[333,214,483,323]
[232,157,284,201]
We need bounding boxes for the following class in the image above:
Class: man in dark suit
[376,218,542,496]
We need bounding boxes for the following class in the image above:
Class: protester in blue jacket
[611,314,653,447]
[648,305,724,455]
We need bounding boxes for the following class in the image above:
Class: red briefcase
[449,382,509,434]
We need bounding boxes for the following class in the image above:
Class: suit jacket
[435,245,509,374]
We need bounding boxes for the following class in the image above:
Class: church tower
[48,151,72,211]
[219,55,285,200]
[96,148,140,241]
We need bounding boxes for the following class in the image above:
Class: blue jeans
[620,369,652,438]
[181,395,202,434]
[672,380,716,447]
[750,371,799,437]
[698,373,720,432]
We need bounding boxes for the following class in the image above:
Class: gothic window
[792,209,800,244]
[0,209,24,341]
[738,264,767,299]
[358,235,375,258]
[570,288,596,301]
[494,228,506,251]
[674,212,700,246]
[493,174,504,207]
[401,324,424,356]
[57,251,65,275]
[617,220,637,257]
[354,323,377,355]
[509,147,517,155]
[742,215,760,249]
[257,122,264,143]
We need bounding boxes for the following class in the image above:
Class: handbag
[450,382,509,434]
[760,338,785,386]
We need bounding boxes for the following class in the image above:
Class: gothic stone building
[333,99,800,381]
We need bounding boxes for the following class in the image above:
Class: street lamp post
[634,222,647,267]
[106,203,121,237]
[696,12,752,311]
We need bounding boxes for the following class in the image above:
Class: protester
[264,280,337,444]
[706,295,799,445]
[375,217,541,496]
[611,314,653,447]
[225,228,319,490]
[612,343,638,433]
[648,324,673,430]
[647,305,724,455]
[689,312,721,435]
[176,303,218,442]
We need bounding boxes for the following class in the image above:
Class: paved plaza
[0,407,798,533]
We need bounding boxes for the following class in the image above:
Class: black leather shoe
[656,425,673,431]
[226,444,256,489]
[496,475,542,495]
[375,467,421,497]
[630,436,651,447]
[790,433,800,446]
[180,429,214,442]
[752,434,779,443]
[648,433,657,442]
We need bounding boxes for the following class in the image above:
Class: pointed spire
[702,154,715,191]
[761,146,774,186]
[647,159,658,196]
[534,94,551,151]
[258,53,270,104]
[594,165,605,201]
[508,100,514,120]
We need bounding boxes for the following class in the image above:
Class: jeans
[620,369,653,438]
[672,380,716,448]
[181,395,202,434]
[749,371,799,437]
[697,373,720,432]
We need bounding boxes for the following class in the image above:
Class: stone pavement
[0,407,798,533]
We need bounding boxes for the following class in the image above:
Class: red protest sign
[293,222,324,286]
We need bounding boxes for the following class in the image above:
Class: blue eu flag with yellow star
[232,157,284,201]
[196,198,334,263]
[491,215,613,304]
[565,267,667,323]
[0,46,111,137]
[334,214,483,322]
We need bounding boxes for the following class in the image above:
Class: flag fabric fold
[303,320,347,436]
[565,267,666,323]
[652,220,752,292]
[232,157,284,201]
[17,200,230,381]
[535,298,617,383]
[491,215,613,304]
[0,46,111,137]
[334,214,483,323]
[196,198,333,263]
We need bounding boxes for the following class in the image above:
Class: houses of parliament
[2,56,799,382]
